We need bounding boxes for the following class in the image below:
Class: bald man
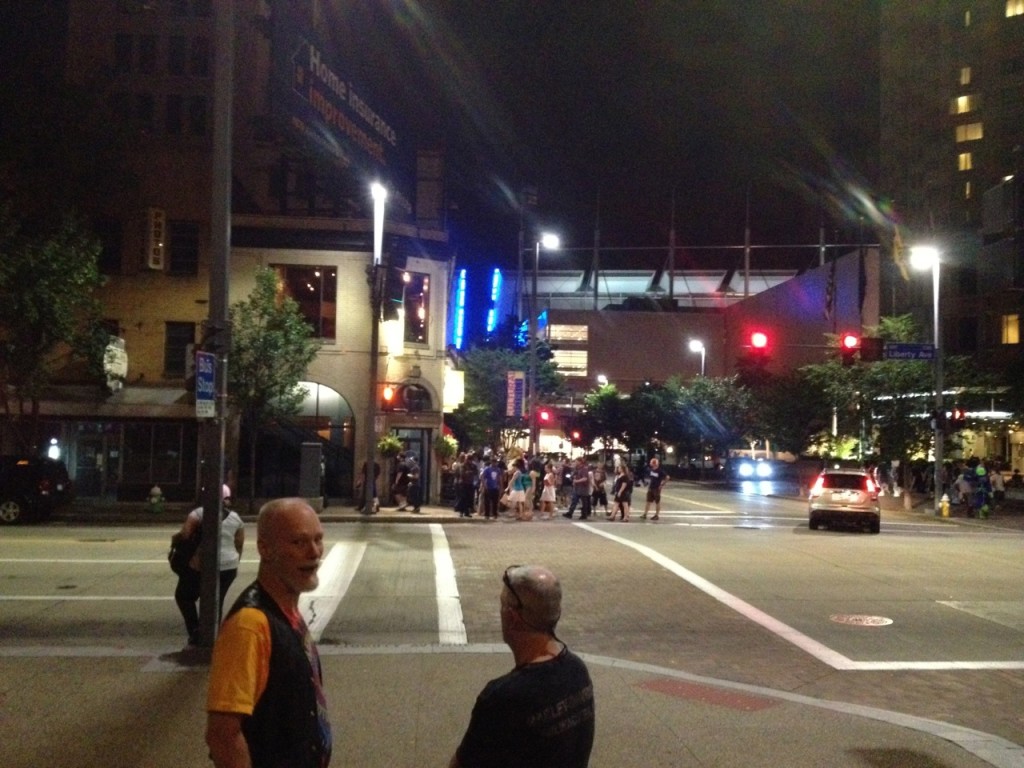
[206,498,332,768]
[450,564,595,768]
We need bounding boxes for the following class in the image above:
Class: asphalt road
[3,484,1024,766]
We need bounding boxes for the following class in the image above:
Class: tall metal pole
[932,262,944,514]
[363,184,387,514]
[528,240,539,455]
[198,0,233,648]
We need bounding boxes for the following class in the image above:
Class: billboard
[271,3,400,175]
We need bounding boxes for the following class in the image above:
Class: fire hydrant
[940,493,950,518]
[148,485,164,514]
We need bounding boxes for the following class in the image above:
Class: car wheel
[809,518,819,530]
[869,520,880,534]
[0,498,24,524]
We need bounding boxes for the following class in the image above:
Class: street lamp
[596,374,608,386]
[529,232,560,455]
[364,182,387,514]
[688,339,706,377]
[910,244,942,514]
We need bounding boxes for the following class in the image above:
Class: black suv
[0,456,73,524]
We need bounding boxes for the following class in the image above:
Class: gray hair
[505,564,563,631]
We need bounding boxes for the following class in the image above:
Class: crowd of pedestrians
[433,451,669,523]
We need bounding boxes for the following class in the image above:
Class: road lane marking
[431,523,467,645]
[300,541,366,641]
[576,522,1024,672]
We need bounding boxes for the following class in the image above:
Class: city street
[3,484,1024,766]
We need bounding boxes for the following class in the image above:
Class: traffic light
[840,333,860,366]
[381,384,396,410]
[537,407,553,425]
[749,330,769,353]
[949,406,967,430]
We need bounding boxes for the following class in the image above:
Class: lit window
[403,272,430,345]
[550,349,588,377]
[1003,314,1020,344]
[958,152,973,171]
[1007,0,1024,17]
[950,94,978,114]
[272,264,337,340]
[548,324,588,343]
[960,66,972,86]
[955,122,983,142]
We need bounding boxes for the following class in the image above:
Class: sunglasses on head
[502,564,524,609]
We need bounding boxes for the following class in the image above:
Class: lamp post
[596,374,608,387]
[910,245,942,514]
[688,339,706,377]
[529,232,559,455]
[363,182,387,514]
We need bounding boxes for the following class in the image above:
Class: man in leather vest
[206,498,332,768]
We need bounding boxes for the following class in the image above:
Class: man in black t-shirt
[642,457,668,521]
[449,565,594,768]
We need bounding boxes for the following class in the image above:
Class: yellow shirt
[206,607,271,715]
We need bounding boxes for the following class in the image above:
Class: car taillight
[864,477,876,494]
[810,476,825,497]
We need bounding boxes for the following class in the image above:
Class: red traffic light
[538,408,552,423]
[840,333,860,350]
[749,331,769,350]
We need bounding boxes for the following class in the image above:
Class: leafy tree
[748,370,830,455]
[578,383,628,450]
[0,207,106,451]
[228,267,319,504]
[675,375,755,456]
[445,345,564,451]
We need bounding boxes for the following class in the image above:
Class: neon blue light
[486,308,497,333]
[490,268,502,301]
[454,269,467,349]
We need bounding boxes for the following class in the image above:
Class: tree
[445,345,564,451]
[0,207,106,451]
[675,375,755,457]
[228,268,319,505]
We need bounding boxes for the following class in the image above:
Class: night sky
[385,1,882,259]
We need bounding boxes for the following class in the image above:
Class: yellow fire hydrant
[940,493,950,518]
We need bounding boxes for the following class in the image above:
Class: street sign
[195,351,216,418]
[883,343,935,361]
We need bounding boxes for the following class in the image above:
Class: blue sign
[884,343,935,361]
[195,351,216,419]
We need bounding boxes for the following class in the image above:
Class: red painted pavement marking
[638,678,779,711]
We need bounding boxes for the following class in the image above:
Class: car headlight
[755,462,773,478]
[738,462,753,478]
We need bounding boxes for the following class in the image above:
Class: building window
[165,94,184,134]
[137,34,157,74]
[958,152,973,171]
[950,94,978,114]
[168,35,187,75]
[187,95,207,135]
[960,66,971,85]
[113,34,133,74]
[549,324,589,343]
[272,264,337,340]
[403,272,430,345]
[1007,0,1024,17]
[122,423,184,485]
[164,322,196,377]
[1003,314,1020,344]
[550,349,588,377]
[167,220,200,275]
[190,37,210,77]
[94,217,123,275]
[955,122,983,142]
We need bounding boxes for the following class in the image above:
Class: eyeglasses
[502,564,524,609]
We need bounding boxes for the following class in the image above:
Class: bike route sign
[884,343,935,361]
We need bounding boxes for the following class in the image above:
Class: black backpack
[168,527,201,576]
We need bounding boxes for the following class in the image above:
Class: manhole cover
[830,614,893,627]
